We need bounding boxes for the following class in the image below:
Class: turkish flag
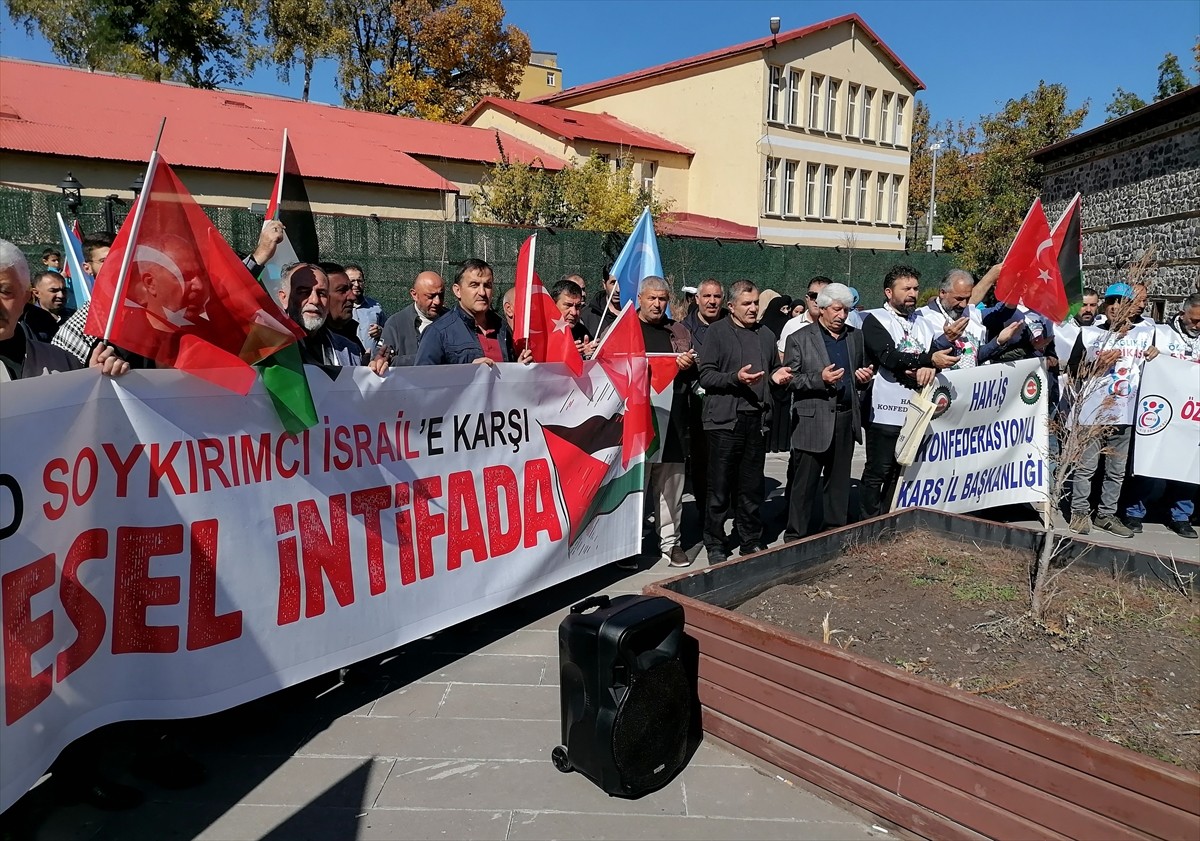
[995,198,1068,323]
[594,304,653,468]
[86,153,304,394]
[514,234,583,376]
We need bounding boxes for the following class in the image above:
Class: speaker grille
[611,659,690,790]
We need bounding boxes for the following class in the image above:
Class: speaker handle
[570,595,611,614]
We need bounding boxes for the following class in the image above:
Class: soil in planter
[734,530,1200,771]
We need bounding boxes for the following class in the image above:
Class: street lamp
[58,172,84,217]
[927,141,942,245]
[129,173,144,199]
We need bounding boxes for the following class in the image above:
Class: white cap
[681,286,698,295]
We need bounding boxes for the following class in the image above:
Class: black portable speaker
[552,594,693,797]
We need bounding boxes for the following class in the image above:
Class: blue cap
[848,286,860,307]
[1104,283,1134,300]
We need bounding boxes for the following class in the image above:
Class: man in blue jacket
[416,258,531,366]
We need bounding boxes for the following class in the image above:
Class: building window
[809,74,823,129]
[805,163,819,216]
[456,195,473,223]
[641,160,657,193]
[858,170,870,220]
[862,87,874,139]
[763,156,780,214]
[876,173,888,222]
[825,78,840,133]
[842,168,855,219]
[787,69,801,124]
[894,96,907,146]
[546,72,556,87]
[767,65,783,122]
[880,93,892,144]
[822,165,835,218]
[890,175,902,223]
[783,160,798,215]
[846,84,859,137]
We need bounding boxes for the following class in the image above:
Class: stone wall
[1040,111,1199,308]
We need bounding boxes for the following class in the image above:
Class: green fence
[2,185,962,315]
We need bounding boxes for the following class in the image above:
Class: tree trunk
[303,55,313,102]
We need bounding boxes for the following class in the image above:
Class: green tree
[905,100,933,237]
[6,0,259,86]
[263,0,345,101]
[1104,86,1147,120]
[1155,52,1190,100]
[334,0,530,121]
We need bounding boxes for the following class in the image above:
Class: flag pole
[100,118,166,343]
[519,232,536,346]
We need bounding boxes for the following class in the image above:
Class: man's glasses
[807,292,819,300]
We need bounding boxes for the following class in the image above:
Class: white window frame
[894,96,907,147]
[805,163,819,216]
[546,72,556,87]
[858,170,870,220]
[846,84,859,137]
[842,168,855,220]
[825,78,840,134]
[808,74,823,129]
[787,69,801,125]
[876,173,888,223]
[821,165,835,219]
[880,92,892,144]
[763,156,779,214]
[862,87,874,140]
[890,175,902,223]
[767,65,783,123]
[783,160,798,216]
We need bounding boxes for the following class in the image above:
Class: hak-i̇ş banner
[0,360,645,812]
[895,359,1049,513]
[1132,354,1200,484]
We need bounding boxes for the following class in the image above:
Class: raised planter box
[646,509,1200,841]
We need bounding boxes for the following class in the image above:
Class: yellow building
[522,13,924,249]
[517,51,563,101]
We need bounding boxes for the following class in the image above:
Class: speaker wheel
[551,746,572,773]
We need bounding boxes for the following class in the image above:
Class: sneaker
[1094,514,1134,538]
[1068,514,1091,535]
[615,557,640,571]
[705,547,728,566]
[667,546,693,568]
[739,542,768,556]
[1122,516,1143,534]
[1167,520,1198,539]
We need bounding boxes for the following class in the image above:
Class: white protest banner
[1132,354,1200,484]
[0,361,644,812]
[895,359,1049,513]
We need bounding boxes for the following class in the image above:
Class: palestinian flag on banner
[1051,192,1083,305]
[541,413,625,543]
[646,354,679,463]
[256,129,320,433]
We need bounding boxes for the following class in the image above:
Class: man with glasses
[776,276,832,361]
[345,263,387,358]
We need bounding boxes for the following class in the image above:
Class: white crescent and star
[1034,238,1055,282]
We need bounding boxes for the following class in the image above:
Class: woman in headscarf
[757,291,794,454]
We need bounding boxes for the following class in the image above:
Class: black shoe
[130,749,207,790]
[1122,516,1143,534]
[739,543,768,556]
[1167,520,1198,539]
[705,547,728,566]
[76,778,144,811]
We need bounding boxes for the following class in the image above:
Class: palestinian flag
[541,413,625,543]
[646,354,680,463]
[256,129,320,433]
[1051,192,1083,305]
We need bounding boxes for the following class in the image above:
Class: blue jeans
[1124,476,1196,523]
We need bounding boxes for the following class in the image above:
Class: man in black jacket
[680,278,725,514]
[697,280,793,564]
[381,270,445,366]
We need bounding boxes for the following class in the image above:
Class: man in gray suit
[782,282,875,541]
[380,270,445,366]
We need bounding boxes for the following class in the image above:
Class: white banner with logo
[0,362,644,812]
[1133,354,1200,484]
[895,360,1049,513]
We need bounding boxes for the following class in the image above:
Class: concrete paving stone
[366,681,452,719]
[678,764,868,823]
[432,628,561,658]
[373,758,685,816]
[506,810,887,841]
[685,738,754,768]
[357,807,515,840]
[296,715,558,762]
[435,683,560,722]
[415,652,553,686]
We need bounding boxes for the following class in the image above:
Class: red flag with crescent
[995,198,1068,323]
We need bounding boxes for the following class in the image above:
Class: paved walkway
[19,453,1195,841]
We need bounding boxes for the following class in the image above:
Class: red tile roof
[533,13,924,105]
[658,213,758,241]
[461,96,693,156]
[0,59,566,193]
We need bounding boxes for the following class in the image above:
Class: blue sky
[3,0,1197,131]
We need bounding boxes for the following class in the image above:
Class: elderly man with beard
[917,269,1023,369]
[279,262,386,372]
[782,283,874,541]
[860,266,960,516]
[1121,292,1200,539]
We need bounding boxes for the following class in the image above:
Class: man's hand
[252,220,286,266]
[737,364,764,385]
[472,356,496,367]
[1031,333,1053,353]
[998,319,1024,345]
[771,367,793,386]
[1095,349,1121,370]
[970,263,1003,307]
[1145,345,1159,362]
[820,364,844,385]
[367,356,389,377]
[943,317,968,342]
[676,350,696,371]
[518,347,534,365]
[915,367,936,387]
[367,323,382,340]
[854,365,874,384]
[931,349,960,369]
[89,343,130,377]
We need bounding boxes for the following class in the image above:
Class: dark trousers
[861,423,902,518]
[705,414,766,552]
[687,408,708,510]
[785,409,855,541]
